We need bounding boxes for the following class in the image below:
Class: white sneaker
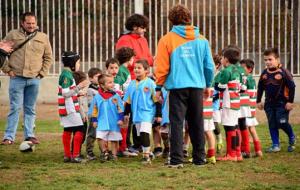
[123,149,138,157]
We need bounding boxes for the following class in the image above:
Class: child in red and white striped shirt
[58,51,89,163]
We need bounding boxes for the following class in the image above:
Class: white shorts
[246,117,259,126]
[213,110,221,123]
[221,108,239,126]
[204,119,215,132]
[160,124,169,134]
[135,122,152,135]
[239,106,251,118]
[96,131,122,141]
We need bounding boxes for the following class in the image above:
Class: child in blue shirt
[89,73,124,162]
[124,59,159,164]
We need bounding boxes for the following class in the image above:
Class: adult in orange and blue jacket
[155,5,214,167]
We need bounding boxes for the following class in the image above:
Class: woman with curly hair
[116,14,153,80]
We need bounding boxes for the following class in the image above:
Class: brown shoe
[1,139,14,145]
[25,137,40,144]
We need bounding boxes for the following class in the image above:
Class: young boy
[114,47,138,157]
[58,51,89,163]
[257,47,296,152]
[124,59,159,164]
[73,71,89,158]
[115,47,135,92]
[85,67,102,160]
[203,88,217,164]
[105,58,122,94]
[215,46,242,161]
[212,54,223,153]
[240,59,262,157]
[89,74,124,162]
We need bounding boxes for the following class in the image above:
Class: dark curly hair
[168,4,191,25]
[115,47,135,65]
[125,14,149,31]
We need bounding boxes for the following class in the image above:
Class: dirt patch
[1,103,300,124]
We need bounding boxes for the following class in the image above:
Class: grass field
[0,120,300,190]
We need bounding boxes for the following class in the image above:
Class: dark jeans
[264,101,295,146]
[169,88,205,165]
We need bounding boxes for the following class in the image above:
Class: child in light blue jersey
[124,59,159,164]
[89,73,124,162]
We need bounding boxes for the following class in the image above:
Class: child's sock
[62,131,72,158]
[225,129,236,157]
[241,128,250,154]
[254,140,262,153]
[207,148,215,158]
[73,131,84,158]
[235,129,242,158]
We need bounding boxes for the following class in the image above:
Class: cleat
[206,156,216,164]
[217,155,237,162]
[266,146,280,153]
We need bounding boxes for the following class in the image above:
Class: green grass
[0,121,300,190]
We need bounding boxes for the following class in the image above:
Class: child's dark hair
[222,46,240,64]
[62,51,80,71]
[115,47,135,65]
[125,14,149,31]
[98,73,113,87]
[135,59,150,70]
[73,71,87,85]
[168,4,191,25]
[264,47,279,58]
[240,59,255,73]
[105,58,120,69]
[88,67,102,78]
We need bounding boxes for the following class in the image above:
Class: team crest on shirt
[63,78,68,85]
[144,87,149,92]
[274,74,282,80]
[112,98,118,104]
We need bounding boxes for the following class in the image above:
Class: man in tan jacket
[1,12,53,145]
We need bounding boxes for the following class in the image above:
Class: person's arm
[256,74,265,104]
[0,40,14,53]
[283,69,295,103]
[116,35,132,50]
[214,69,230,92]
[155,38,170,91]
[203,40,215,88]
[1,33,14,73]
[38,36,53,78]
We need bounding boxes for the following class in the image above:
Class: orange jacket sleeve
[155,38,170,87]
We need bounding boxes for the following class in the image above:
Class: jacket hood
[171,25,200,40]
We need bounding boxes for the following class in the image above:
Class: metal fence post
[134,0,144,14]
